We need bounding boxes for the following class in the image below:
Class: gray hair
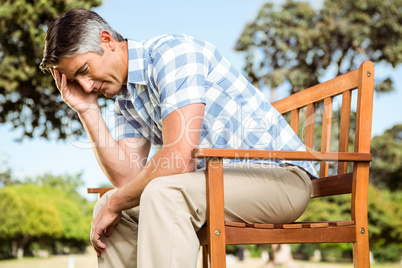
[40,9,124,72]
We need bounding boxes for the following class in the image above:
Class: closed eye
[74,63,89,77]
[79,66,89,75]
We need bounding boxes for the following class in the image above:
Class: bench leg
[353,234,370,267]
[202,245,209,268]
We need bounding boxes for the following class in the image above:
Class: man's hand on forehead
[50,68,62,85]
[50,67,60,80]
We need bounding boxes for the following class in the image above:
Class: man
[40,9,317,268]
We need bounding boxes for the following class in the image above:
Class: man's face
[55,42,126,98]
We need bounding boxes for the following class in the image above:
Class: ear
[99,30,116,51]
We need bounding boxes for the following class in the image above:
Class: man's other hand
[90,203,122,256]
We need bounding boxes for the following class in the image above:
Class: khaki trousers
[93,163,312,268]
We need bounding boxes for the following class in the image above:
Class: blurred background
[0,0,401,267]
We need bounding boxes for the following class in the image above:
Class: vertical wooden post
[304,103,315,152]
[352,61,374,268]
[338,90,352,175]
[352,163,371,268]
[320,97,333,177]
[202,245,209,268]
[290,109,299,135]
[205,158,226,268]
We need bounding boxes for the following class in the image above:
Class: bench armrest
[192,148,371,162]
[87,187,114,198]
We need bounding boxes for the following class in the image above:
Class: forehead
[56,54,87,77]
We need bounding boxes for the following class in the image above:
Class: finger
[93,240,106,255]
[60,72,66,90]
[52,68,58,81]
[50,68,55,79]
[52,68,62,92]
[91,238,106,256]
[92,243,102,257]
[59,73,69,97]
[93,242,105,256]
[91,228,106,253]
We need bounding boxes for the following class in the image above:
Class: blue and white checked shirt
[114,34,317,176]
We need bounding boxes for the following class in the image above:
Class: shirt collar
[126,39,147,86]
[116,84,131,100]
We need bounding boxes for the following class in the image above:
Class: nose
[77,76,94,93]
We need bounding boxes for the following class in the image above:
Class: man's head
[40,9,124,72]
[40,9,128,98]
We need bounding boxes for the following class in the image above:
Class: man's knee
[140,177,173,207]
[140,172,207,219]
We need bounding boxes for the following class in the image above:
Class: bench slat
[290,109,299,135]
[338,91,352,174]
[320,97,333,177]
[272,69,359,114]
[304,103,315,151]
[225,221,354,230]
[311,173,353,197]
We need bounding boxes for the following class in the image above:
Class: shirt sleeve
[152,39,208,119]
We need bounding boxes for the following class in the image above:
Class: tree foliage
[0,173,94,259]
[298,184,402,262]
[235,0,401,99]
[0,158,14,186]
[370,124,402,190]
[0,0,102,140]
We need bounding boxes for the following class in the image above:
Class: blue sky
[0,0,401,197]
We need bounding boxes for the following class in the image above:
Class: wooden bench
[89,61,374,268]
[193,61,374,267]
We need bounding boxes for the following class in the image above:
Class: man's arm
[52,68,150,187]
[110,102,204,208]
[78,107,151,187]
[90,103,205,255]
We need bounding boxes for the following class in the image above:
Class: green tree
[235,0,401,100]
[0,158,14,187]
[367,185,402,262]
[0,186,64,258]
[0,0,102,140]
[297,184,402,262]
[21,173,94,245]
[0,173,94,259]
[25,172,90,208]
[14,184,92,244]
[370,124,402,191]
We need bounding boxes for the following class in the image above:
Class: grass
[0,252,400,268]
[0,253,97,268]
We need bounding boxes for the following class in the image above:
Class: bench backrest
[272,61,374,198]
